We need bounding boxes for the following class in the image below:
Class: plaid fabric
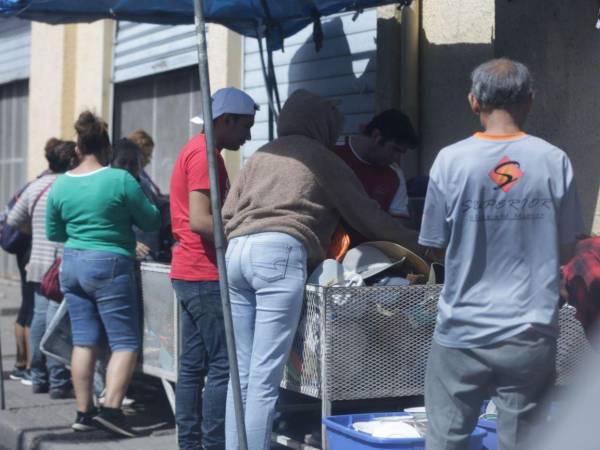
[562,237,600,334]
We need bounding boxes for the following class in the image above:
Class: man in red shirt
[169,87,257,450]
[333,109,419,247]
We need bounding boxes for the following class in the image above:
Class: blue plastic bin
[477,402,559,450]
[477,417,497,450]
[323,412,487,450]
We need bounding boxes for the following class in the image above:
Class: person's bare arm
[189,190,214,241]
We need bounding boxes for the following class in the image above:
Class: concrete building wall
[420,0,495,173]
[494,0,600,232]
[28,21,113,178]
[73,21,114,124]
[207,25,243,179]
[419,0,600,232]
[28,23,74,178]
[27,21,242,180]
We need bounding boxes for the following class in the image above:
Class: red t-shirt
[169,134,229,281]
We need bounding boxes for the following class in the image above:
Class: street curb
[0,408,34,450]
[0,407,177,450]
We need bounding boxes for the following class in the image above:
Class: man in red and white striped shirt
[333,109,418,245]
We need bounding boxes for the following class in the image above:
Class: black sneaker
[93,407,137,438]
[72,408,98,432]
[50,388,74,399]
[32,383,49,394]
[20,370,33,386]
[9,366,27,380]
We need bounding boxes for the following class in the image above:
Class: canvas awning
[0,0,399,48]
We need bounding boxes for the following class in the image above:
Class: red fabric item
[562,237,600,336]
[169,134,229,281]
[333,138,400,212]
[41,257,63,303]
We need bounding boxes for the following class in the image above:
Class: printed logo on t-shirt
[489,156,523,192]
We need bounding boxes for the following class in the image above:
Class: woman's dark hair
[45,138,78,173]
[74,111,111,156]
[112,138,142,179]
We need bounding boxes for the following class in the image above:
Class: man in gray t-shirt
[419,58,584,450]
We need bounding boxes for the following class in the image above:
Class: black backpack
[0,183,32,254]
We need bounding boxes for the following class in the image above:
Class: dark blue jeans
[172,280,229,450]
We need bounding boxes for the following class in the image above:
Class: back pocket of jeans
[82,258,117,289]
[250,242,291,282]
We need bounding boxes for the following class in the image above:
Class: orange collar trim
[474,131,528,141]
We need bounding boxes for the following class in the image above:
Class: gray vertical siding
[0,80,28,280]
[242,9,378,160]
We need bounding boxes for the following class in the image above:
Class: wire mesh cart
[280,284,593,449]
[139,262,179,411]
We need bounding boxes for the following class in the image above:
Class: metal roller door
[242,9,378,160]
[113,66,201,194]
[0,18,30,279]
[0,18,31,85]
[113,22,204,193]
[0,81,29,279]
[113,21,198,83]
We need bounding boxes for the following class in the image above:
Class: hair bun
[74,110,110,156]
[75,110,107,137]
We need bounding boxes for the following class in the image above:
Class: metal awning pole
[0,331,5,410]
[192,1,248,449]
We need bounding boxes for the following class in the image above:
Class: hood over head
[277,89,345,148]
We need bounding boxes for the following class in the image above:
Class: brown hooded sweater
[222,89,419,267]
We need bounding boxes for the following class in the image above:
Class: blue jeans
[224,232,307,450]
[59,249,140,351]
[172,280,229,450]
[30,285,71,390]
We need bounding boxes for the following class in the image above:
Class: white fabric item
[485,400,497,416]
[388,163,410,217]
[190,87,259,124]
[352,418,421,438]
[307,259,365,287]
[307,259,345,286]
[342,244,405,280]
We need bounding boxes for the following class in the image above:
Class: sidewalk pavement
[0,279,176,450]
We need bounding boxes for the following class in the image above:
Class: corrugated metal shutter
[113,21,199,83]
[242,9,377,160]
[113,66,201,193]
[0,80,28,279]
[0,18,31,85]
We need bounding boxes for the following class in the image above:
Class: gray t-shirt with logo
[419,133,584,348]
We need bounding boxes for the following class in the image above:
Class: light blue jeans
[224,232,307,450]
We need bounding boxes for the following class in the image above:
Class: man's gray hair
[470,58,533,109]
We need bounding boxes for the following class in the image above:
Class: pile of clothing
[308,241,441,287]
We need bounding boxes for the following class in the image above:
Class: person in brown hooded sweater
[222,89,419,450]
